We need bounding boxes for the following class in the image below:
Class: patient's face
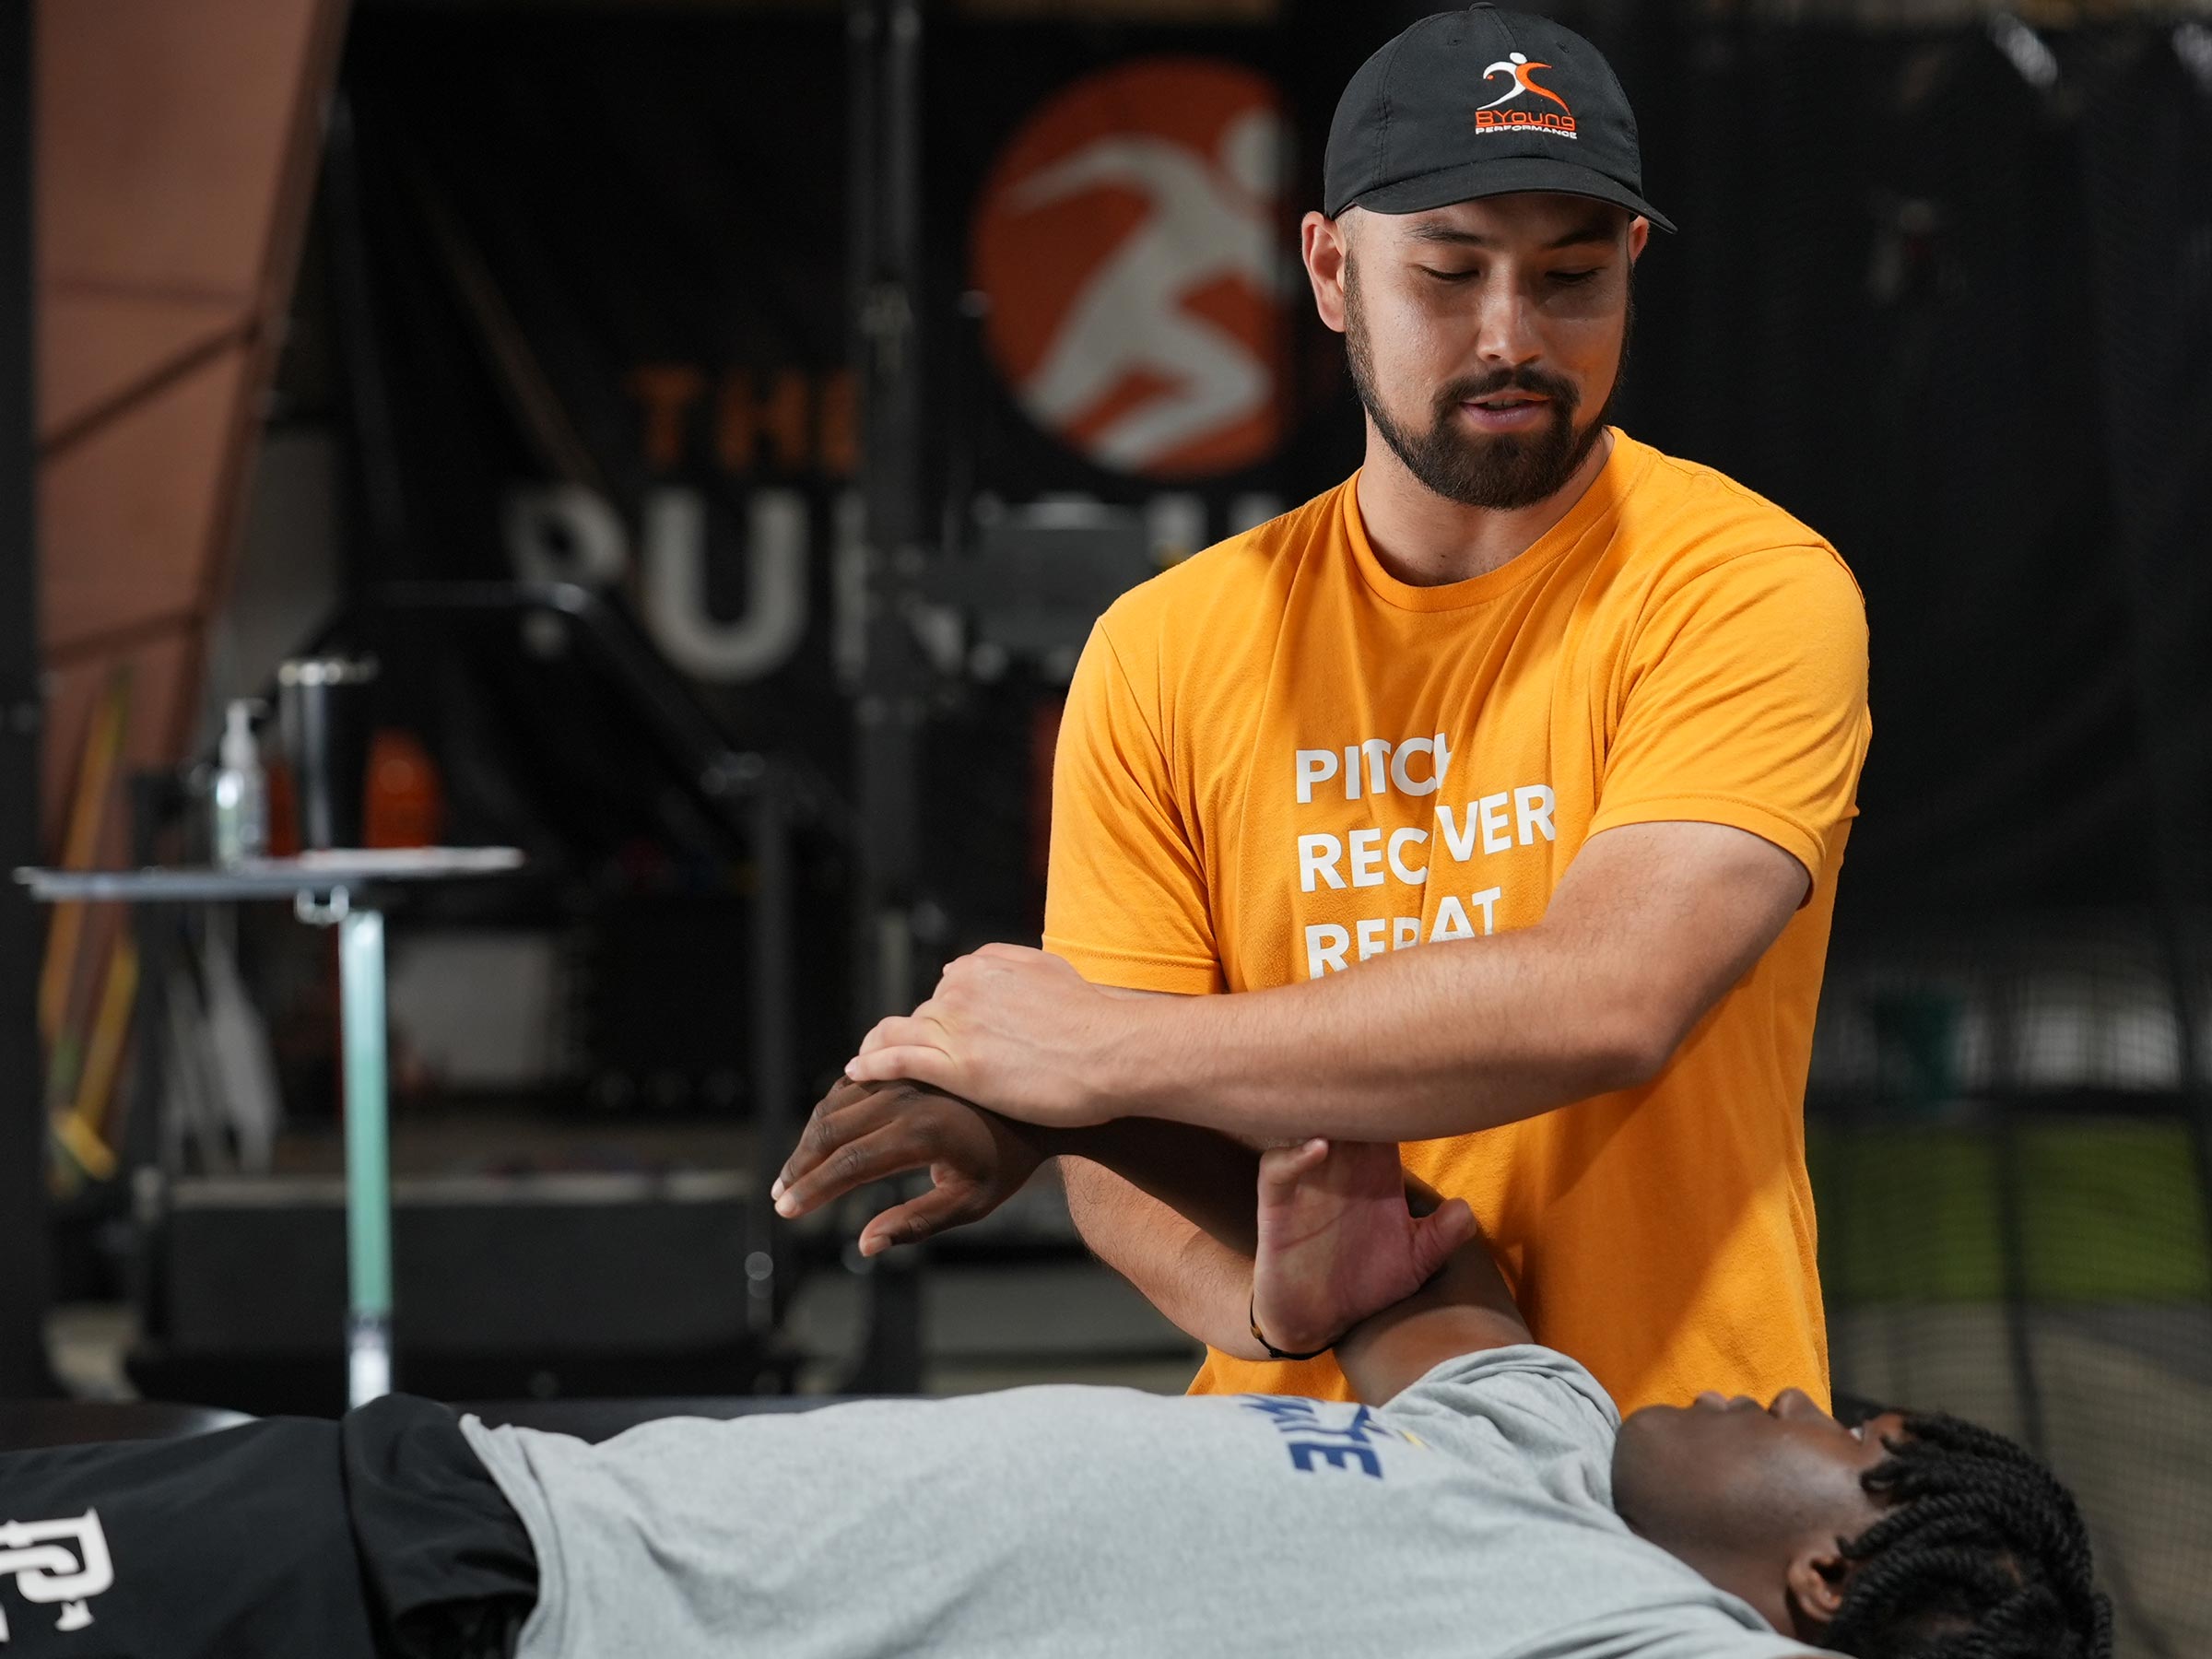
[1611,1390,1901,1560]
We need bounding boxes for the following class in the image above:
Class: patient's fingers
[1409,1197,1477,1281]
[1256,1137,1330,1196]
[772,1077,881,1197]
[774,1121,930,1219]
[857,1182,984,1257]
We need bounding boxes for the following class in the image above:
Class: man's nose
[1471,281,1544,368]
[1769,1387,1828,1423]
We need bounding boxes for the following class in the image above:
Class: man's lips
[1460,394,1549,429]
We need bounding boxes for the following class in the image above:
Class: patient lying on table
[0,1132,2107,1659]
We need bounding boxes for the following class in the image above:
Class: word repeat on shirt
[1044,432,1872,1415]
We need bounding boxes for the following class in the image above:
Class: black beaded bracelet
[1248,1292,1335,1363]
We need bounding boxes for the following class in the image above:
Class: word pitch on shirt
[1289,731,1556,980]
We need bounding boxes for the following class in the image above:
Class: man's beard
[1343,254,1627,512]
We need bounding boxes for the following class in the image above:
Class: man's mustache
[1433,367,1581,417]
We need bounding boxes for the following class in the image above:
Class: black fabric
[1323,6,1671,227]
[0,1395,535,1659]
[0,1401,253,1451]
[0,1414,380,1658]
[1348,154,1668,227]
[343,1396,539,1659]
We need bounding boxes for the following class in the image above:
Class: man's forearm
[1059,1157,1267,1360]
[852,823,1804,1143]
[1030,822,1803,1146]
[1113,924,1651,1144]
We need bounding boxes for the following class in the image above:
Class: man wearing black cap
[793,6,1872,1425]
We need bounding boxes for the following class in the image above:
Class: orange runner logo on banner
[971,58,1292,479]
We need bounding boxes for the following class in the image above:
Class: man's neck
[1355,424,1616,588]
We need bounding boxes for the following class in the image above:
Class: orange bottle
[362,729,444,850]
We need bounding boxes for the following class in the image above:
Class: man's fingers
[854,1010,939,1058]
[856,1183,984,1256]
[772,1124,929,1219]
[845,1044,959,1090]
[1411,1196,1477,1279]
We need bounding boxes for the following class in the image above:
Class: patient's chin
[1608,1404,1692,1530]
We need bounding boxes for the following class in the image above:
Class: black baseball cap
[1324,5,1675,232]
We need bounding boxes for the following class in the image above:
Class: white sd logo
[0,1511,113,1640]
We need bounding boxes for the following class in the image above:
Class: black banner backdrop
[340,8,2210,937]
[342,10,1357,959]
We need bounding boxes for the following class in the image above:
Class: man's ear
[1301,209,1349,335]
[1783,1542,1854,1639]
[1628,215,1651,264]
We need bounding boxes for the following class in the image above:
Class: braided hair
[1820,1411,2112,1659]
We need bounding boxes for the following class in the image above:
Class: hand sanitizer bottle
[211,700,267,866]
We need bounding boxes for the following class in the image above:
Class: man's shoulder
[1096,479,1352,658]
[1611,436,1862,608]
[1621,439,1823,541]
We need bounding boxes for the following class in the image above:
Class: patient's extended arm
[1252,1139,1531,1406]
[771,1082,1474,1360]
[771,1077,1263,1256]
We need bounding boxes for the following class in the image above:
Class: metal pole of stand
[0,0,52,1397]
[335,899,394,1406]
[746,767,794,1341]
[843,0,930,1394]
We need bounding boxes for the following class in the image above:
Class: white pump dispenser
[211,700,267,866]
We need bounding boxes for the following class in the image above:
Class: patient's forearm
[1336,1226,1531,1406]
[1060,1157,1267,1360]
[1053,1117,1263,1256]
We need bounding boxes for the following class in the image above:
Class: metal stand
[0,2,50,1397]
[842,0,932,1394]
[335,900,391,1405]
[18,850,523,1407]
[335,580,813,1335]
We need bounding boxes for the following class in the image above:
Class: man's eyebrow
[1402,215,1621,252]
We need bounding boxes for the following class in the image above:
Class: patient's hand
[1250,1139,1477,1358]
[771,1078,1046,1255]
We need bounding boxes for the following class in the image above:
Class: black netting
[1590,18,2212,1655]
[1810,915,2211,1657]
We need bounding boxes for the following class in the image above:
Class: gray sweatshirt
[462,1345,1817,1658]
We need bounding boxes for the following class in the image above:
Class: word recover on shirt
[1292,730,1556,980]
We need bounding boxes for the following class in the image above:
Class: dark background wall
[339,4,2212,939]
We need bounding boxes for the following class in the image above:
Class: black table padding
[0,1398,254,1449]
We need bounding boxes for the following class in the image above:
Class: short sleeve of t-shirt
[1379,1347,1823,1659]
[1042,619,1222,994]
[1588,545,1870,889]
[1376,1344,1622,1507]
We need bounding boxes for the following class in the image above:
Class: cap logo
[1473,51,1577,138]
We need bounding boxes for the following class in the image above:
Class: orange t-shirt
[1042,431,1871,1415]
